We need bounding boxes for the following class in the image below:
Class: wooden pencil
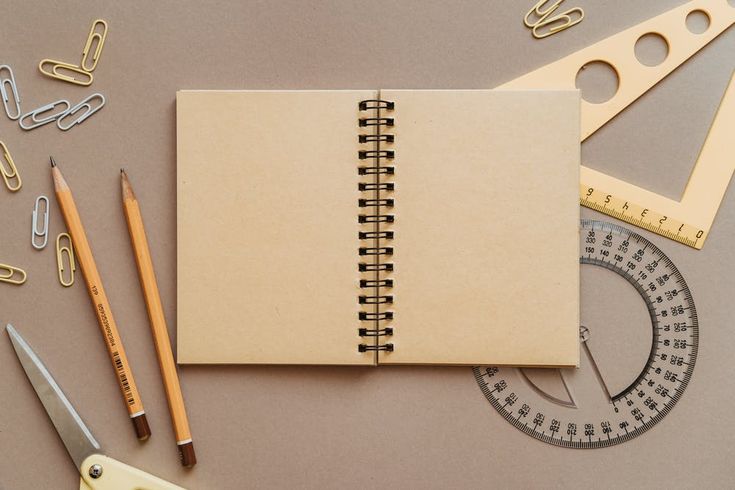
[121,170,196,467]
[50,157,151,441]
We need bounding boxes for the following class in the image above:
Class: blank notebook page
[177,90,375,364]
[380,89,580,366]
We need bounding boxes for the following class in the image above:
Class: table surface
[1,1,733,488]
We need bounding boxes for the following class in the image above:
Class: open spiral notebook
[177,89,580,366]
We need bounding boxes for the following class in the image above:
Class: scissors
[6,324,186,490]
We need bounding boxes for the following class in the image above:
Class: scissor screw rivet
[89,464,103,478]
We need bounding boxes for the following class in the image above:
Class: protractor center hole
[686,10,710,34]
[575,61,619,104]
[634,33,669,67]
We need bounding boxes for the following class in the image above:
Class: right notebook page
[381,89,580,366]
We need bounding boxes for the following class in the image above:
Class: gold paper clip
[0,263,27,285]
[38,59,94,86]
[524,0,584,39]
[0,141,22,192]
[0,64,22,120]
[81,20,108,72]
[56,233,76,287]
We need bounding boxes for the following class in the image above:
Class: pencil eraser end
[132,413,151,441]
[178,441,197,468]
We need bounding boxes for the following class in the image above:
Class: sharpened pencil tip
[50,156,56,167]
[121,168,124,174]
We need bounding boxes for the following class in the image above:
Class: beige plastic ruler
[501,0,735,249]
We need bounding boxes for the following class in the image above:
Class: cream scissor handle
[78,454,186,490]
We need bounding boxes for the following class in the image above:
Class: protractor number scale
[474,220,698,448]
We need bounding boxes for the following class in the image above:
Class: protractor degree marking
[473,220,699,449]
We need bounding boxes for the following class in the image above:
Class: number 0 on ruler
[501,0,735,249]
[581,75,734,249]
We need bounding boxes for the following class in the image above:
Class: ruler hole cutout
[634,33,669,67]
[576,61,619,104]
[685,10,711,34]
[501,0,735,248]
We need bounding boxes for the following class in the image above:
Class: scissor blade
[6,324,101,470]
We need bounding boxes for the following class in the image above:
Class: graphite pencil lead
[50,156,56,167]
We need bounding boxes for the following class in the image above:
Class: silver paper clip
[19,99,71,130]
[0,65,21,120]
[57,93,105,131]
[32,196,50,250]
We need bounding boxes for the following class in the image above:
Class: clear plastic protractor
[473,220,698,448]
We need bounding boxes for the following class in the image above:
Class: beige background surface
[0,1,733,488]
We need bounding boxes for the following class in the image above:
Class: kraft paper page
[177,90,376,364]
[177,89,580,366]
[379,89,580,366]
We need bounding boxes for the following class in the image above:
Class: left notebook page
[177,90,375,364]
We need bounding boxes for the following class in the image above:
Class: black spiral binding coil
[358,98,395,354]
